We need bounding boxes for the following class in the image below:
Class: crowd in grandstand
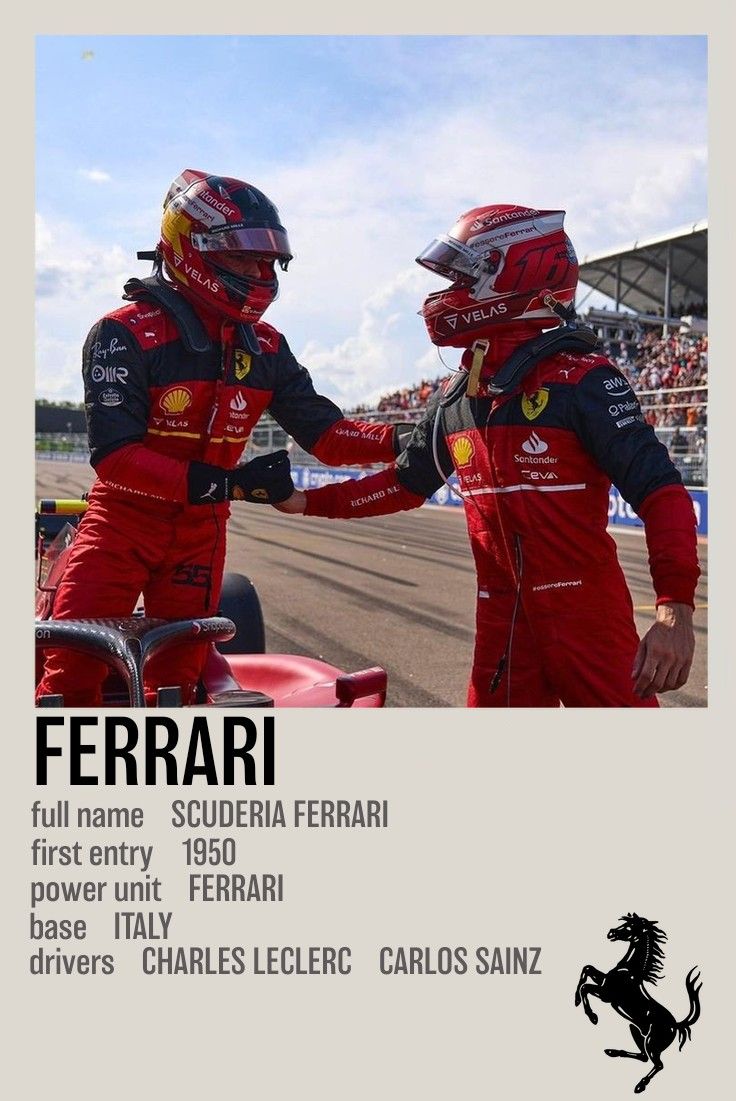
[353,330,708,440]
[352,377,443,416]
[607,330,708,429]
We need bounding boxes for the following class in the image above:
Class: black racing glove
[187,450,295,505]
[392,423,416,455]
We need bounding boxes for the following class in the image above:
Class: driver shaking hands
[36,169,410,706]
[277,205,700,708]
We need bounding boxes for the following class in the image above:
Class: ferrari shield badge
[521,388,549,421]
[234,350,252,380]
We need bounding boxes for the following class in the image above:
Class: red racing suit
[302,338,700,707]
[37,281,400,706]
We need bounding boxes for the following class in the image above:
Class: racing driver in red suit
[36,169,408,706]
[277,205,700,707]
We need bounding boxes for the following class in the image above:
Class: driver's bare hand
[273,490,307,514]
[632,602,695,698]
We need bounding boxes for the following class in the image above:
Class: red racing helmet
[158,169,293,323]
[416,205,579,347]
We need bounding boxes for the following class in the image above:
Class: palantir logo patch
[575,913,701,1093]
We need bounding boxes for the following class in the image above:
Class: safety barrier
[608,485,707,536]
[34,454,708,536]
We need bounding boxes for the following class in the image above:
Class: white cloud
[36,81,706,408]
[260,103,706,405]
[78,168,111,183]
[35,213,132,401]
[295,266,452,408]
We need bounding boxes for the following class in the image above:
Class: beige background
[9,710,733,1099]
[5,6,735,1099]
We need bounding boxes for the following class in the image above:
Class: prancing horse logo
[575,913,702,1093]
[521,387,549,420]
[234,350,252,380]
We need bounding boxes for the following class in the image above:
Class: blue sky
[35,35,707,406]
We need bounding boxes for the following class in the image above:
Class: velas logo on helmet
[416,204,579,347]
[158,169,294,324]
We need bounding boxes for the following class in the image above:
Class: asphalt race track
[36,460,708,708]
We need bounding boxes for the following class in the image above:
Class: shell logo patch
[234,350,252,380]
[451,435,475,467]
[521,388,550,421]
[160,386,193,414]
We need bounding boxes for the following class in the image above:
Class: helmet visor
[415,235,483,284]
[191,225,293,262]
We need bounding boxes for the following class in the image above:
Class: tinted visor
[191,225,293,263]
[415,235,482,284]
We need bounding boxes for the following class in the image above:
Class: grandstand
[577,220,708,489]
[577,220,707,320]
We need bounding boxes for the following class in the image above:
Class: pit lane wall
[292,466,709,537]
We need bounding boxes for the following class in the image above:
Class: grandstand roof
[578,220,707,316]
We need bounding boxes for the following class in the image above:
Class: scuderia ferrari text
[28,715,544,986]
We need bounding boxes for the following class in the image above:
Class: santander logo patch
[521,431,548,455]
